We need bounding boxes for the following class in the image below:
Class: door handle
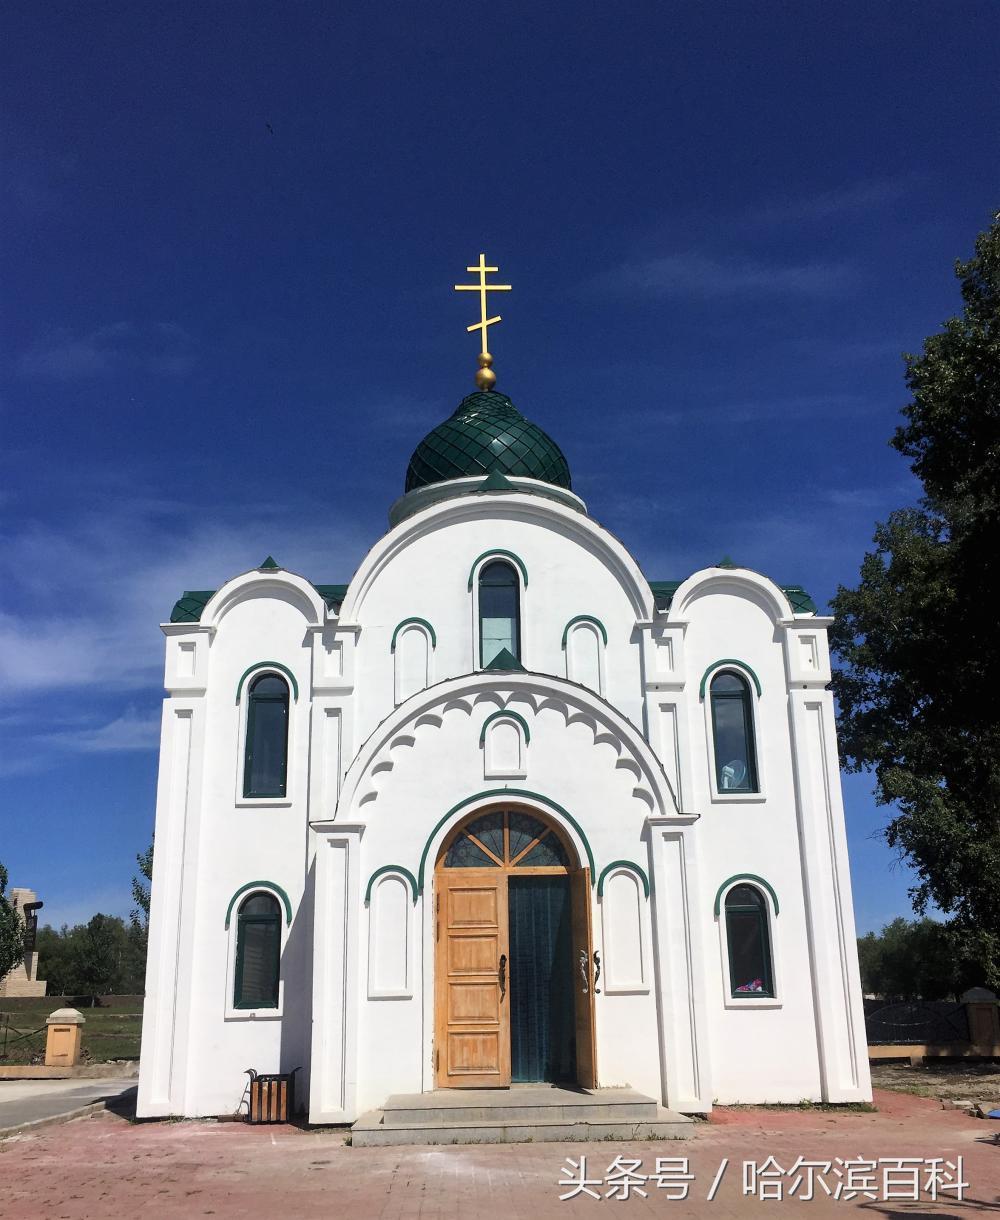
[593,951,602,994]
[498,953,507,999]
[578,949,589,994]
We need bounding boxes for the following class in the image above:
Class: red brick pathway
[1,1090,997,1218]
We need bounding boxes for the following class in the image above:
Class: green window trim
[224,881,293,929]
[417,789,595,893]
[364,865,419,905]
[243,673,289,799]
[478,709,531,746]
[561,615,609,648]
[698,659,761,700]
[724,885,775,999]
[390,617,437,651]
[596,860,650,899]
[467,549,529,591]
[712,874,779,918]
[235,661,299,704]
[233,894,282,1010]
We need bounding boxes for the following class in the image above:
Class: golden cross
[454,253,512,356]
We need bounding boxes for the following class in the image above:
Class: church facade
[137,372,871,1122]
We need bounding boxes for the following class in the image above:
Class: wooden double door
[434,809,597,1088]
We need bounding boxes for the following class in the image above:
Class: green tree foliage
[831,214,1000,985]
[857,918,973,999]
[131,838,153,930]
[0,862,26,981]
[35,915,147,998]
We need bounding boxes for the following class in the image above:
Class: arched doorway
[434,808,597,1089]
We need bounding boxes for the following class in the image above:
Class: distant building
[0,888,46,998]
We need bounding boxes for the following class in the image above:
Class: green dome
[405,390,572,493]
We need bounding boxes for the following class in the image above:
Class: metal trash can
[245,1067,299,1124]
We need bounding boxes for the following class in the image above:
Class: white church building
[137,270,871,1126]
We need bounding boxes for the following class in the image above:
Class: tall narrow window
[244,673,289,797]
[479,561,520,666]
[710,671,758,792]
[724,885,773,996]
[234,893,281,1009]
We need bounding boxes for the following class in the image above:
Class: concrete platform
[352,1085,693,1146]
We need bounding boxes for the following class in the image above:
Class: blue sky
[2,3,997,932]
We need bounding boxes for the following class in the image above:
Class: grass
[0,996,142,1066]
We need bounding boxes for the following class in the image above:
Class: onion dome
[404,390,572,492]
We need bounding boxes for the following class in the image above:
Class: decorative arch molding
[390,617,437,650]
[713,874,780,918]
[467,549,529,591]
[668,568,794,625]
[364,864,419,905]
[699,659,762,700]
[334,494,655,622]
[561,615,609,648]
[337,670,680,820]
[201,568,327,630]
[597,859,650,899]
[235,661,300,704]
[478,708,531,746]
[416,789,595,893]
[223,880,293,929]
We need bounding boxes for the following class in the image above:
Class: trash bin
[245,1067,299,1123]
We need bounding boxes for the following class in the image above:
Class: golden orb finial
[455,253,511,391]
[475,352,496,391]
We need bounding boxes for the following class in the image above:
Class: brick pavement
[0,1089,997,1218]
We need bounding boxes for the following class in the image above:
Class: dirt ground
[872,1059,1000,1107]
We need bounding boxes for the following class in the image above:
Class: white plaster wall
[139,493,870,1118]
[344,502,648,753]
[677,581,828,1103]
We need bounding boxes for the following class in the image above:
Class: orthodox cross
[454,253,511,389]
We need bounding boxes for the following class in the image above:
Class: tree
[0,862,25,981]
[857,918,969,1000]
[131,838,153,930]
[831,212,1000,986]
[36,915,148,998]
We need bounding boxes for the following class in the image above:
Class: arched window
[710,671,758,792]
[243,673,289,798]
[234,893,281,1009]
[479,561,520,666]
[725,885,773,997]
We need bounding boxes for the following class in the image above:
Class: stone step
[380,1086,661,1128]
[351,1106,693,1148]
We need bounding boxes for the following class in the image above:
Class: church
[137,257,872,1128]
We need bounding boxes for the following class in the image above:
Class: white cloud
[593,251,860,301]
[18,322,197,380]
[746,176,916,227]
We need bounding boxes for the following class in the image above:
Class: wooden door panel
[449,886,499,925]
[435,873,510,1087]
[448,982,498,1022]
[448,1031,501,1076]
[448,935,497,973]
[570,868,598,1088]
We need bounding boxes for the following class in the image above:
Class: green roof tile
[405,390,571,493]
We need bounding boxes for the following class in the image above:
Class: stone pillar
[136,697,205,1117]
[787,689,872,1102]
[309,821,365,1124]
[45,1007,85,1066]
[645,814,713,1112]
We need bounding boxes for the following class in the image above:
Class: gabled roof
[169,577,815,623]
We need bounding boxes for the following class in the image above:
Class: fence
[865,997,1000,1061]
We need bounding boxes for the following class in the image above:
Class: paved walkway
[0,1076,136,1134]
[0,1089,997,1217]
